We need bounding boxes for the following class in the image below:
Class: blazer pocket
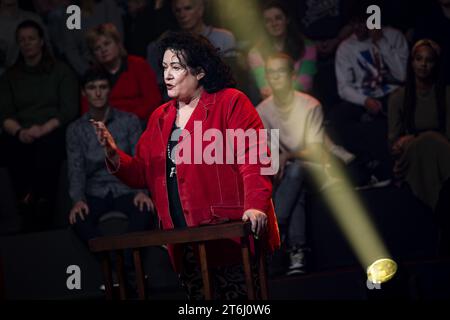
[199,206,244,226]
[211,205,245,221]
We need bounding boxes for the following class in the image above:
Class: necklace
[167,142,177,177]
[167,123,182,178]
[167,141,176,163]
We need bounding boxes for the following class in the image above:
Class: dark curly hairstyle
[158,31,236,93]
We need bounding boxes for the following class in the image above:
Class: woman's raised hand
[90,120,119,165]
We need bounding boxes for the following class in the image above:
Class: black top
[109,58,128,87]
[166,120,187,228]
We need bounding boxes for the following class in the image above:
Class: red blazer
[109,88,280,270]
[81,55,162,120]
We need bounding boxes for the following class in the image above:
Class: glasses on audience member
[266,68,290,77]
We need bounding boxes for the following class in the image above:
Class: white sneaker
[285,248,306,276]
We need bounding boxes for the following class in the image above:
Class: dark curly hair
[158,31,236,93]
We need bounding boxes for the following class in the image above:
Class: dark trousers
[72,192,154,243]
[327,98,393,179]
[72,192,155,276]
[0,129,66,228]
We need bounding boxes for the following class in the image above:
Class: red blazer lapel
[158,100,177,146]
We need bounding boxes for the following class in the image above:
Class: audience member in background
[389,39,450,255]
[63,0,123,76]
[0,0,51,74]
[123,0,176,58]
[257,53,354,275]
[388,39,450,211]
[285,0,355,110]
[285,0,353,59]
[170,0,236,57]
[67,68,154,287]
[146,0,237,99]
[32,0,70,59]
[331,8,409,184]
[248,1,317,100]
[0,20,78,231]
[81,23,161,124]
[414,0,450,85]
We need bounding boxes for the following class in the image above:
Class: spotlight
[367,258,397,284]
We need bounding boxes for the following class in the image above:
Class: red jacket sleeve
[106,148,147,189]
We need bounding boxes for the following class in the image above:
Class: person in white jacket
[330,10,409,183]
[335,22,409,111]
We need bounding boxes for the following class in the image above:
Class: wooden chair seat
[89,221,268,300]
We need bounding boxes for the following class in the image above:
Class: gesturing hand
[242,209,268,238]
[90,120,119,164]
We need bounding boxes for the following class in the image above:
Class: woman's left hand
[242,209,267,238]
[133,192,154,212]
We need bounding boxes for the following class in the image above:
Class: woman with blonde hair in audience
[81,23,162,124]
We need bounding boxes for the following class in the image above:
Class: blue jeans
[274,159,306,248]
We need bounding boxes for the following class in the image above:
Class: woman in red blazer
[92,32,280,300]
[81,23,162,122]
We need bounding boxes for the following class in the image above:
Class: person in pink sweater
[247,0,317,99]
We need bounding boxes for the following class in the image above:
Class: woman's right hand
[90,120,119,166]
[69,201,89,225]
